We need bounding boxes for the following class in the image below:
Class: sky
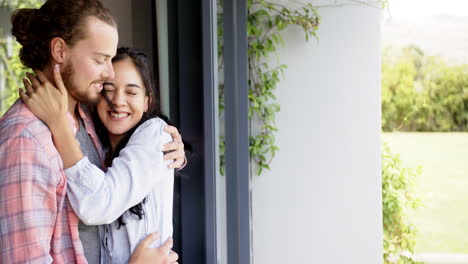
[382,0,468,62]
[385,0,468,20]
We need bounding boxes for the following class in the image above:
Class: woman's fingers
[169,160,183,169]
[26,72,41,91]
[23,78,34,96]
[163,149,182,161]
[141,232,161,248]
[28,69,65,96]
[162,140,183,153]
[160,237,173,252]
[165,150,186,169]
[168,250,179,263]
[34,70,48,84]
[164,125,182,140]
[129,233,176,264]
[162,125,186,169]
[160,237,178,262]
[53,64,67,95]
[19,88,28,102]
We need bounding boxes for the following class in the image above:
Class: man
[0,0,182,263]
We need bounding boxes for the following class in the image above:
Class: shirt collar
[77,104,92,122]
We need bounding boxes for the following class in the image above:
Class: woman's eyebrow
[126,84,142,89]
[103,82,115,87]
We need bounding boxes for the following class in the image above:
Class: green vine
[218,0,320,175]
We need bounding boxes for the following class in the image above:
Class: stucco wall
[251,4,382,264]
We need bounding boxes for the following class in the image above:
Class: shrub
[381,46,421,131]
[382,45,468,132]
[382,143,421,264]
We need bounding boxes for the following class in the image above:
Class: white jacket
[65,118,174,263]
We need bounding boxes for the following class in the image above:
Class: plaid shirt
[0,99,103,264]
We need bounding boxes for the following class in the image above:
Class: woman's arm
[66,118,174,225]
[21,67,185,169]
[48,118,84,168]
[21,67,175,224]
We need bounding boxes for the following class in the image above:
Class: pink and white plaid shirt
[0,99,102,264]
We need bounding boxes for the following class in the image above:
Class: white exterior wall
[251,4,382,264]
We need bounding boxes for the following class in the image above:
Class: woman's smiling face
[97,58,149,146]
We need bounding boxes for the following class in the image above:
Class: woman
[21,47,180,263]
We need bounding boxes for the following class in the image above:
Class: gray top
[101,219,131,263]
[75,117,102,264]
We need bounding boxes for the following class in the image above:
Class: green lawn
[383,132,468,254]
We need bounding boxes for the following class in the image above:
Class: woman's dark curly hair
[11,0,116,70]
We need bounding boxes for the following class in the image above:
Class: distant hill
[383,14,468,63]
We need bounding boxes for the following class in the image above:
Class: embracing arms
[20,68,181,223]
[20,66,186,170]
[20,66,180,263]
[65,118,173,224]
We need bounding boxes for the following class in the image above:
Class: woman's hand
[19,64,69,128]
[163,125,187,169]
[129,233,178,264]
[20,64,83,169]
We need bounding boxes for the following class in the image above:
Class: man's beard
[62,63,101,105]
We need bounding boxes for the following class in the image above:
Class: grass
[383,132,468,254]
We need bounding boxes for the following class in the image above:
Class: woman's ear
[144,96,150,113]
[50,37,67,63]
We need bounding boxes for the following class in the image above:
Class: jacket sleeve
[65,118,174,225]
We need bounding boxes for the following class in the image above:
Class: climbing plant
[218,0,388,175]
[218,0,320,175]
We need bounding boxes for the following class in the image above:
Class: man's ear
[50,37,67,63]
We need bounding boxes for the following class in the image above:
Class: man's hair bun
[11,8,38,46]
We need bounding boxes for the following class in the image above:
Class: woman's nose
[111,91,126,106]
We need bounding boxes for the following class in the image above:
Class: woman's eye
[127,92,137,96]
[104,89,115,93]
[95,59,105,64]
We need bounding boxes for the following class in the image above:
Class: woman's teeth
[110,112,129,118]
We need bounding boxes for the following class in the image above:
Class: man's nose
[103,61,115,79]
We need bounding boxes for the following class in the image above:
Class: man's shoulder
[0,99,50,143]
[134,118,168,136]
[129,117,172,147]
[0,100,61,172]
